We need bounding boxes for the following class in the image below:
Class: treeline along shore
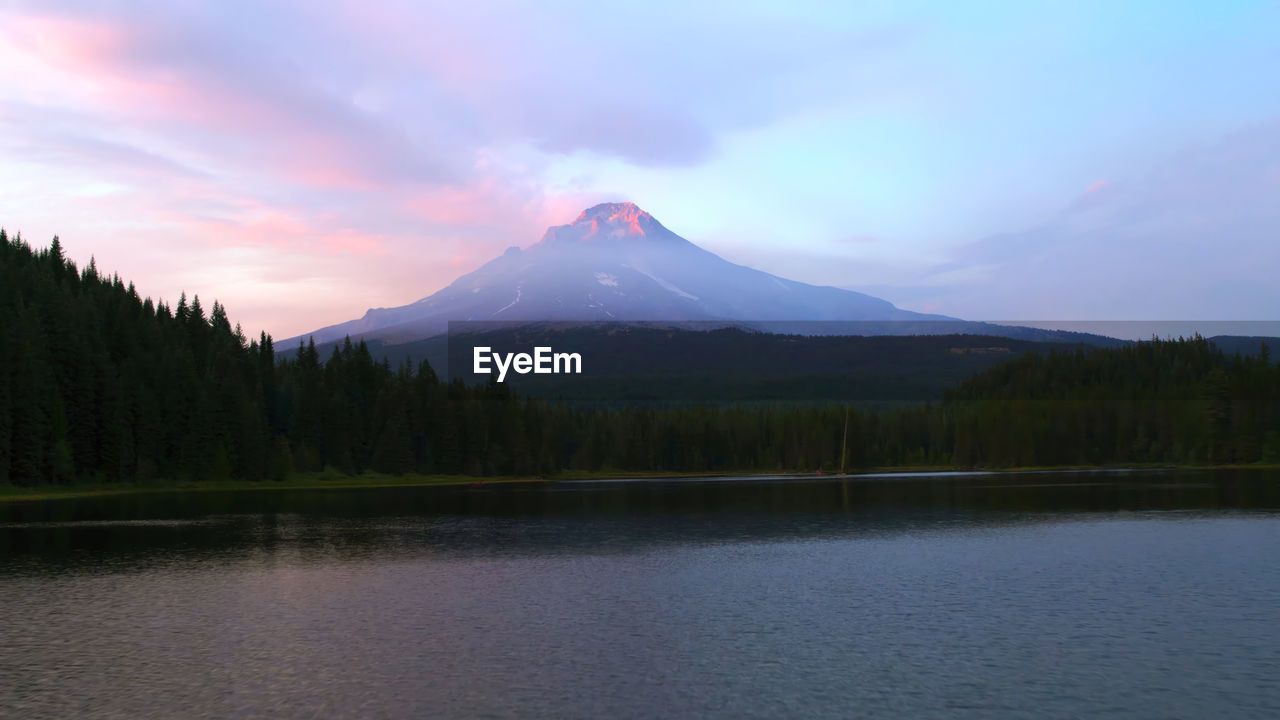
[2,232,1278,487]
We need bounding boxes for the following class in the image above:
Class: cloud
[3,2,910,180]
[1,102,206,179]
[1,11,468,189]
[922,120,1280,319]
[321,0,913,166]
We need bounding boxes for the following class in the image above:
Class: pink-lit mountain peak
[540,201,672,243]
[574,201,651,228]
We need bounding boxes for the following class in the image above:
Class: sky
[1,0,1278,339]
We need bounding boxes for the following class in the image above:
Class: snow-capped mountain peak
[537,201,681,246]
[575,201,651,229]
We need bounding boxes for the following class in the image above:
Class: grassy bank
[2,463,1277,503]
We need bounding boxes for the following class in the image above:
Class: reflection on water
[1,470,1278,719]
[3,469,1278,566]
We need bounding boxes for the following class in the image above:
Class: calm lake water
[2,469,1279,719]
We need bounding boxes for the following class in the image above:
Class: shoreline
[2,463,1278,503]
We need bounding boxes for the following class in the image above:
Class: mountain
[1206,336,1279,358]
[291,202,945,345]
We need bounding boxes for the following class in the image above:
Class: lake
[2,469,1279,718]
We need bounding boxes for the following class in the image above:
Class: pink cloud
[405,177,606,242]
[2,13,429,192]
[406,178,533,228]
[151,200,391,258]
[1067,179,1117,213]
[3,16,132,71]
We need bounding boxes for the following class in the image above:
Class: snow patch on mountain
[492,284,523,316]
[586,292,615,318]
[625,264,698,301]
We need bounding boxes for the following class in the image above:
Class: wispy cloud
[912,121,1280,319]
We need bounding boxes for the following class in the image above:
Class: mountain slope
[294,203,942,344]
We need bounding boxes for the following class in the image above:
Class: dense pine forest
[1,233,1278,487]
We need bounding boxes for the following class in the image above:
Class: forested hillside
[2,233,1277,486]
[943,338,1279,466]
[0,231,513,485]
[1,231,274,485]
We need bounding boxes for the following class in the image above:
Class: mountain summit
[537,202,677,245]
[293,203,942,344]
